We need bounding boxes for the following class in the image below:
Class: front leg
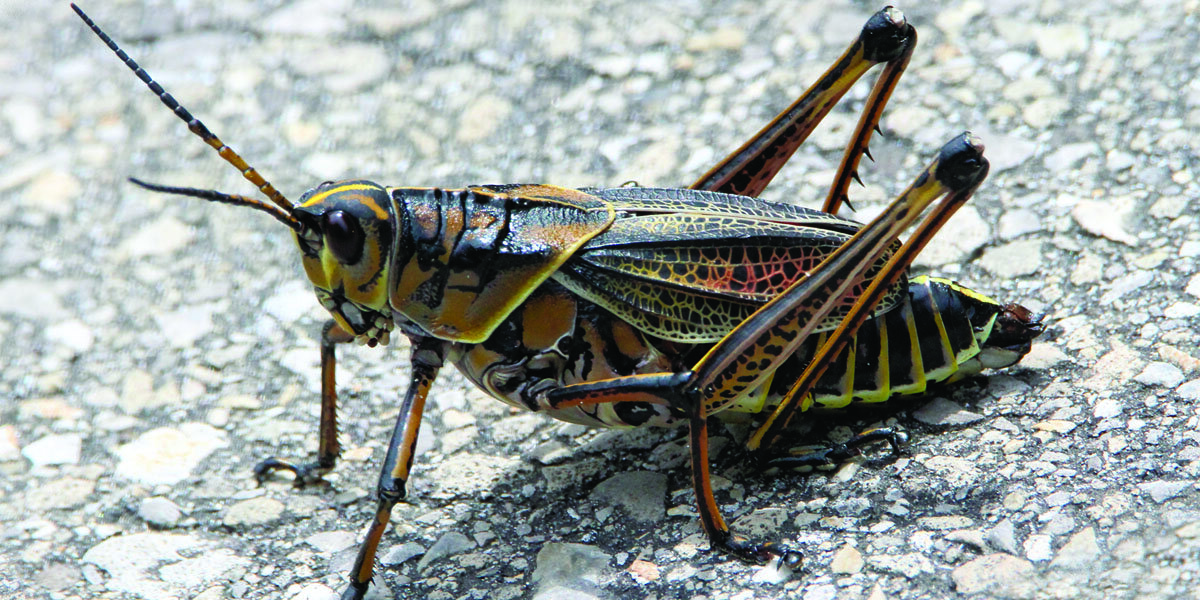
[342,337,444,600]
[255,319,354,486]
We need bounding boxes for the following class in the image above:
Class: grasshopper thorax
[293,180,397,347]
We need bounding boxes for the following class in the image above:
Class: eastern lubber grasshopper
[74,4,1043,598]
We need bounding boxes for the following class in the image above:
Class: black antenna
[71,3,301,230]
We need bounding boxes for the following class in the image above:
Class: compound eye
[323,210,364,264]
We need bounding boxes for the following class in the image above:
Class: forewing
[554,188,905,343]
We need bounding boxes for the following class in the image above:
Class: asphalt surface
[3,1,1199,599]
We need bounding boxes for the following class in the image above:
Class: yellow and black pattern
[735,275,1019,414]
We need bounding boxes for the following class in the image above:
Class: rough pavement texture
[3,1,1200,599]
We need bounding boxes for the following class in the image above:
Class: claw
[253,457,329,487]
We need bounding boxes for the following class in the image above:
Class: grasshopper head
[293,180,397,346]
[74,4,399,346]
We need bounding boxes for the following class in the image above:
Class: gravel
[4,1,1200,599]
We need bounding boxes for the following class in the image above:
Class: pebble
[26,477,95,510]
[979,240,1043,278]
[532,542,611,591]
[223,497,285,527]
[829,544,863,574]
[1042,142,1099,172]
[424,452,526,499]
[1138,481,1192,504]
[1071,199,1137,246]
[1100,271,1153,305]
[81,533,208,598]
[1024,534,1053,562]
[914,206,990,267]
[997,208,1041,240]
[917,516,974,530]
[912,398,984,426]
[1163,302,1200,319]
[1187,273,1200,299]
[0,278,69,320]
[153,305,216,349]
[1177,379,1200,400]
[416,532,474,572]
[1050,527,1100,569]
[114,216,194,260]
[950,553,1036,596]
[985,520,1020,555]
[589,471,667,523]
[305,531,357,554]
[1135,362,1185,388]
[45,319,95,355]
[0,425,18,461]
[22,433,82,467]
[115,424,228,485]
[380,541,426,566]
[138,497,184,528]
[456,95,513,143]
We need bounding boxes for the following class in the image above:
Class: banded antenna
[71,3,301,231]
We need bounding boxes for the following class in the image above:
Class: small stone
[979,239,1043,277]
[1025,534,1052,561]
[627,559,660,583]
[830,544,863,574]
[1100,271,1154,305]
[751,556,793,584]
[456,95,513,143]
[1177,379,1200,401]
[1163,302,1200,319]
[82,533,206,598]
[1050,527,1100,568]
[115,424,227,485]
[1021,344,1069,369]
[304,531,357,554]
[22,433,82,467]
[154,305,215,349]
[1093,398,1122,419]
[1135,362,1185,388]
[163,549,251,590]
[1138,481,1192,503]
[45,319,95,354]
[997,208,1041,240]
[0,425,19,461]
[285,584,340,600]
[35,562,81,593]
[0,278,68,320]
[139,497,183,528]
[686,26,747,52]
[1187,273,1200,300]
[1033,420,1076,434]
[1071,199,1136,246]
[985,520,1020,555]
[223,497,285,527]
[589,471,667,523]
[26,477,95,510]
[417,532,474,572]
[115,216,194,259]
[380,541,426,566]
[425,452,526,499]
[913,398,984,426]
[951,553,1036,596]
[914,206,990,267]
[917,516,974,530]
[731,507,788,538]
[1042,142,1098,171]
[532,542,611,590]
